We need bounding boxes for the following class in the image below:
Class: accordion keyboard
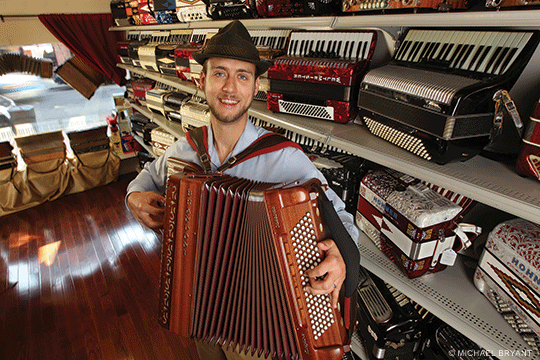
[286,31,374,61]
[249,29,291,50]
[394,29,535,76]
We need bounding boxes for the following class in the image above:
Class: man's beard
[208,97,253,124]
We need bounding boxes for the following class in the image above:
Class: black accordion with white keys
[357,28,540,164]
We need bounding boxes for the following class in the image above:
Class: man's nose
[222,76,236,92]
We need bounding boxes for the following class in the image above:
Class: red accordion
[159,168,349,360]
[516,98,540,180]
[356,169,480,278]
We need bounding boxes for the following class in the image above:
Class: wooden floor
[0,173,199,360]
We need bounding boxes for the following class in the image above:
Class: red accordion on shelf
[266,30,377,124]
[131,78,156,103]
[356,169,480,278]
[516,98,540,180]
[159,168,349,360]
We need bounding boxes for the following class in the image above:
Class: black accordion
[357,28,540,164]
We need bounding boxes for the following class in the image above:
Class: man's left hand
[304,239,346,308]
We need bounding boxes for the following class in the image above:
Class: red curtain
[38,13,126,86]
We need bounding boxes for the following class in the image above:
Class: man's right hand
[127,191,166,231]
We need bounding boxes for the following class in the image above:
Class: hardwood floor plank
[0,173,200,360]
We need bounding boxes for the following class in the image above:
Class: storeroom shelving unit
[112,10,540,359]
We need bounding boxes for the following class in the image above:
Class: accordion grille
[279,100,334,121]
[363,116,432,161]
[362,65,479,105]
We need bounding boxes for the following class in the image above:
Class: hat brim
[191,51,271,76]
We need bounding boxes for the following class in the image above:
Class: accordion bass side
[159,170,349,360]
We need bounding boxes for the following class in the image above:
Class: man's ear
[254,76,260,96]
[199,70,205,90]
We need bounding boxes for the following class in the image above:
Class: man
[126,20,359,360]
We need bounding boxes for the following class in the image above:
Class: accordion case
[206,0,257,20]
[175,0,211,21]
[357,28,540,164]
[474,218,540,342]
[163,91,191,124]
[180,99,211,131]
[15,131,66,165]
[159,170,349,359]
[0,141,17,173]
[132,78,156,102]
[356,169,480,278]
[151,127,177,157]
[146,87,170,117]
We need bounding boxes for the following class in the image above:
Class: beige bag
[66,148,120,195]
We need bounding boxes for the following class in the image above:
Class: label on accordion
[475,251,540,337]
[484,218,540,296]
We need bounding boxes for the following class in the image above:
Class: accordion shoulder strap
[187,126,303,173]
[186,126,212,172]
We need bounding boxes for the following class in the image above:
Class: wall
[0,0,111,46]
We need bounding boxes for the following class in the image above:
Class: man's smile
[219,97,240,106]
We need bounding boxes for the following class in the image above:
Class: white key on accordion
[396,29,426,62]
[359,32,375,60]
[457,31,485,71]
[501,32,533,74]
[417,30,440,61]
[476,31,508,74]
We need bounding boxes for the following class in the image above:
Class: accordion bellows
[0,53,53,78]
[159,170,348,360]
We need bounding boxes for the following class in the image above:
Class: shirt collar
[207,120,259,168]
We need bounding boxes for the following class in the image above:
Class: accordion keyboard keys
[394,29,534,76]
[249,29,291,50]
[287,31,374,61]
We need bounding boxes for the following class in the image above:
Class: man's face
[200,57,259,125]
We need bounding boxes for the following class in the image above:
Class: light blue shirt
[126,121,359,243]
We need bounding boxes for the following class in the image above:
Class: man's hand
[304,239,346,308]
[127,191,166,231]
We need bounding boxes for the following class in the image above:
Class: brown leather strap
[186,126,212,172]
[187,126,303,173]
[217,133,302,172]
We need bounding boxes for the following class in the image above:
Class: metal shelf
[110,10,540,31]
[132,134,156,157]
[123,64,540,225]
[359,236,538,359]
[129,101,186,138]
[117,16,540,350]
